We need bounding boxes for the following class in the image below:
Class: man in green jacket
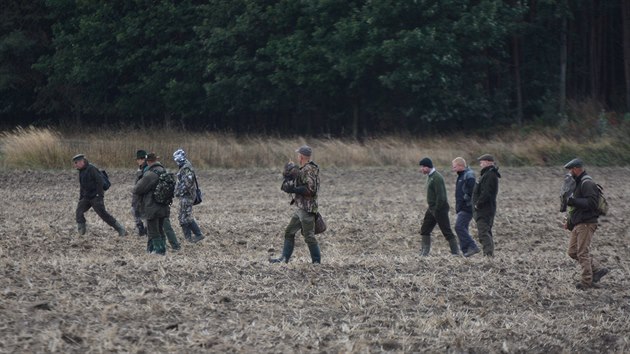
[418,157,459,256]
[472,154,501,257]
[133,153,170,255]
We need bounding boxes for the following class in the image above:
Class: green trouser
[146,217,167,255]
[163,218,180,248]
[475,214,495,256]
[419,207,459,255]
[282,209,321,263]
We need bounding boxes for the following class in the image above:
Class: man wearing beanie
[418,157,460,256]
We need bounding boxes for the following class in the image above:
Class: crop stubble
[0,166,629,353]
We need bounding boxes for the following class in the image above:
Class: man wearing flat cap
[471,153,500,257]
[418,157,460,256]
[270,145,322,264]
[563,158,608,290]
[72,154,127,237]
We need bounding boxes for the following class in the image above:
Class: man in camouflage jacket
[271,145,321,264]
[173,149,204,243]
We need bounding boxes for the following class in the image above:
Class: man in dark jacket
[472,154,500,257]
[132,150,148,236]
[418,157,459,256]
[564,158,609,290]
[73,154,126,236]
[133,153,170,255]
[452,157,480,257]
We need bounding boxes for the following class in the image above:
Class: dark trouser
[146,217,167,254]
[455,211,478,253]
[420,208,457,244]
[163,218,179,247]
[475,214,495,256]
[131,205,143,227]
[282,209,320,263]
[76,196,117,227]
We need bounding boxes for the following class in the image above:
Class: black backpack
[152,169,176,205]
[100,170,111,191]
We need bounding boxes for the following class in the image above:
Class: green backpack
[581,176,609,216]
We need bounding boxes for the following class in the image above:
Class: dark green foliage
[1,0,628,135]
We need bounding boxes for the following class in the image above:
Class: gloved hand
[285,185,307,195]
[567,197,575,206]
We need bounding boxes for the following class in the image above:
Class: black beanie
[418,157,433,168]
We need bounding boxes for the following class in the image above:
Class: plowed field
[1,166,629,353]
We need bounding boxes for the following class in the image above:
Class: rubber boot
[114,222,127,237]
[147,237,166,255]
[448,237,460,256]
[77,222,86,236]
[421,235,431,256]
[181,223,193,242]
[270,239,295,263]
[189,220,205,243]
[308,243,321,264]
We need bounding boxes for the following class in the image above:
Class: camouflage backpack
[152,169,176,205]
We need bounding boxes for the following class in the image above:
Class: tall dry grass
[0,126,71,169]
[1,125,629,169]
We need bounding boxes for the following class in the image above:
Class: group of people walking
[72,148,204,255]
[417,154,500,258]
[72,146,609,290]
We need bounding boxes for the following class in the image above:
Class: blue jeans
[455,211,477,253]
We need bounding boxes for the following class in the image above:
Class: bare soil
[1,166,629,353]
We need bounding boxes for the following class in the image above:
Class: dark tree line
[1,0,629,136]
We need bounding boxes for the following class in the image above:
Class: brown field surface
[1,166,629,353]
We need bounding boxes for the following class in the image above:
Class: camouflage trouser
[178,197,195,225]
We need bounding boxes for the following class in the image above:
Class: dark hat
[477,154,495,162]
[295,145,312,157]
[136,150,147,159]
[72,154,85,162]
[418,157,433,168]
[146,152,158,161]
[564,158,583,169]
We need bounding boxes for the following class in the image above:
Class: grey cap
[72,154,85,162]
[564,158,583,169]
[295,145,312,157]
[477,154,495,162]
